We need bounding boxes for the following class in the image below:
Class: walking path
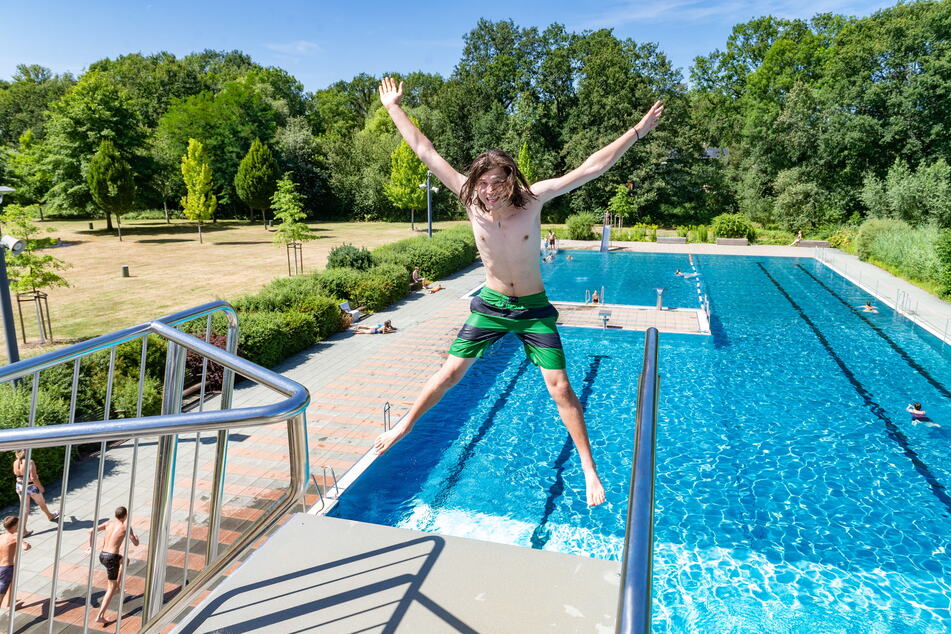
[5,241,951,632]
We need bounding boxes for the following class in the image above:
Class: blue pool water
[330,253,951,632]
[540,249,699,308]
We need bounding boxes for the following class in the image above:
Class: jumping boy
[373,77,664,507]
[89,506,139,624]
[0,516,30,609]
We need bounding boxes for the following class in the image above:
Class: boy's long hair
[459,150,536,212]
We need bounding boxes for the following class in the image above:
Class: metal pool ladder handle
[0,301,310,634]
[617,327,660,634]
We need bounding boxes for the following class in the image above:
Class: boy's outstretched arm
[532,101,665,203]
[379,77,466,195]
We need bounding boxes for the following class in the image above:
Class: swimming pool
[330,253,951,632]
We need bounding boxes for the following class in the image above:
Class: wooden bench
[715,237,748,246]
[797,240,830,248]
[656,236,687,244]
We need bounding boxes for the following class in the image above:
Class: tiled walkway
[7,241,951,632]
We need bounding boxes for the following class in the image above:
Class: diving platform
[172,513,619,633]
[554,301,709,335]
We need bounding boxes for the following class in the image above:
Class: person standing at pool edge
[373,77,664,507]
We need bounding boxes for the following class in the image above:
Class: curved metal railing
[617,327,660,634]
[0,301,310,634]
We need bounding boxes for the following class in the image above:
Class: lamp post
[0,187,24,364]
[418,171,439,238]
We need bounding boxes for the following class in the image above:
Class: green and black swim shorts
[448,287,566,370]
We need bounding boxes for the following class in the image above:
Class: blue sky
[3,0,898,92]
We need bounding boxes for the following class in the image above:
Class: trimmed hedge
[238,311,319,369]
[0,385,72,507]
[373,225,477,281]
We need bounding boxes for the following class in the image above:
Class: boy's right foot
[373,424,411,455]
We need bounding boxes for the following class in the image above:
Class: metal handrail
[0,301,311,633]
[617,327,660,634]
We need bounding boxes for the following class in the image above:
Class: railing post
[617,328,660,634]
[207,320,238,563]
[144,339,187,621]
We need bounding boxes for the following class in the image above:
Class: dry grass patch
[2,218,467,354]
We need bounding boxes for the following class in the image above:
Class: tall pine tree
[234,138,277,227]
[87,139,135,232]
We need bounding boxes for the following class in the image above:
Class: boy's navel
[523,235,529,240]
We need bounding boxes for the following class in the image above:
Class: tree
[180,139,217,243]
[271,173,315,275]
[5,129,52,208]
[383,140,427,224]
[607,184,638,221]
[41,71,145,217]
[153,79,281,212]
[0,203,70,294]
[516,142,538,184]
[87,140,136,232]
[234,138,278,226]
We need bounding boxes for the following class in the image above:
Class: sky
[3,0,899,92]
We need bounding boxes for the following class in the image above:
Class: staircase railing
[0,301,309,634]
[616,327,660,634]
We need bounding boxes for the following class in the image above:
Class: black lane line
[530,354,610,549]
[422,358,532,529]
[797,264,951,399]
[758,263,951,514]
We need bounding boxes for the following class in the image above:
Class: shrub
[565,212,599,240]
[936,229,951,297]
[688,225,710,243]
[238,311,319,368]
[313,267,364,303]
[353,264,411,311]
[112,375,163,418]
[753,228,795,245]
[711,213,755,240]
[327,243,376,270]
[373,226,477,281]
[855,218,909,261]
[828,228,854,251]
[864,223,942,287]
[0,385,71,506]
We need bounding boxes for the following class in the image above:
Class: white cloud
[264,40,321,56]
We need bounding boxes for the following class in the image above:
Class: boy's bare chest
[470,207,540,255]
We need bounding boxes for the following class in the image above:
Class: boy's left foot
[584,468,606,507]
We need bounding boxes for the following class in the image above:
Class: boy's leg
[96,580,117,622]
[539,367,606,507]
[373,355,476,454]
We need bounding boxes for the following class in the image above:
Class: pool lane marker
[758,263,951,514]
[420,358,532,530]
[530,354,610,549]
[796,264,951,399]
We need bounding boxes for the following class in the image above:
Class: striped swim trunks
[448,287,566,370]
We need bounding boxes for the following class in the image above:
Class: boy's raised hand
[636,101,665,138]
[378,77,404,108]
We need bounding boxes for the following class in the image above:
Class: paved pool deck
[5,241,951,631]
